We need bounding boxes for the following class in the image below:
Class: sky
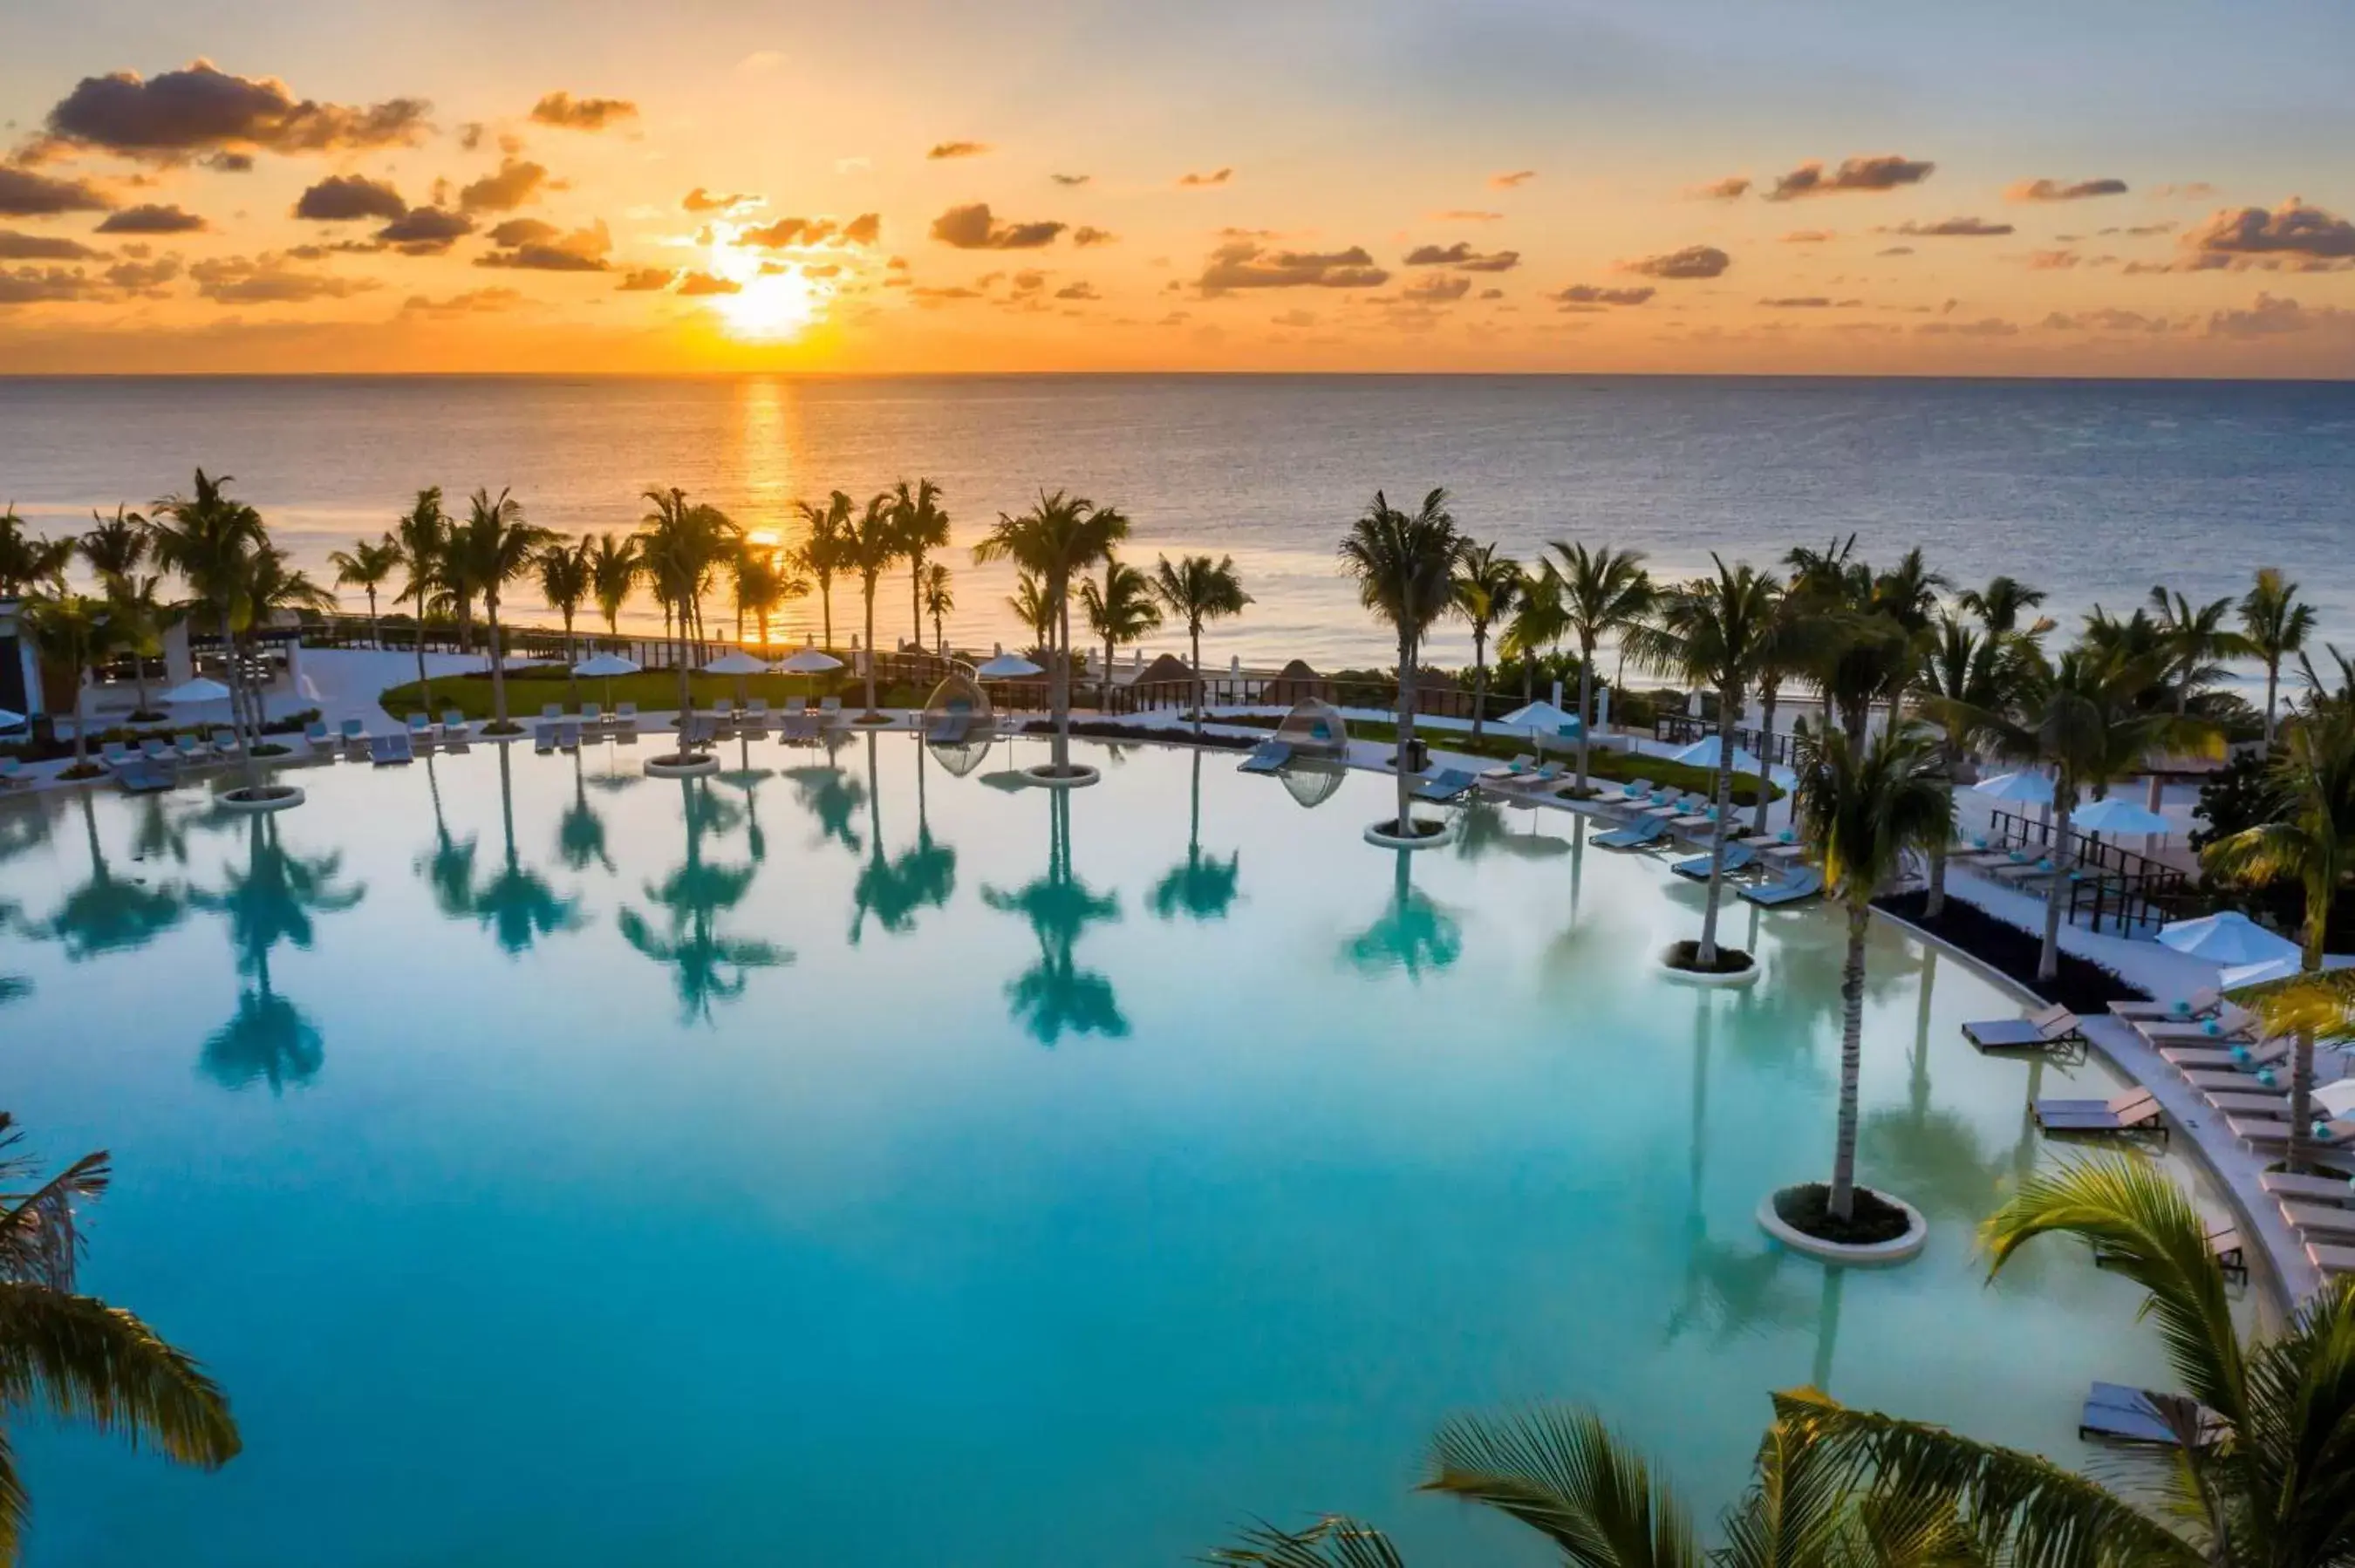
[3,0,2353,376]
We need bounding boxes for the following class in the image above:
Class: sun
[706,243,829,342]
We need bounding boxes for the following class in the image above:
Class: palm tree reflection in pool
[618,775,792,1023]
[850,733,957,944]
[415,750,480,920]
[984,787,1124,1044]
[1343,848,1461,980]
[1150,749,1239,922]
[470,745,585,956]
[714,733,774,865]
[556,747,614,875]
[38,788,185,961]
[190,812,364,1092]
[786,753,867,857]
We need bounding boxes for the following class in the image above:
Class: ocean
[3,374,2352,672]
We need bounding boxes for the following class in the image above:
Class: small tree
[1149,553,1251,735]
[21,590,113,769]
[1450,542,1520,741]
[391,487,450,712]
[450,487,555,733]
[1548,541,1653,797]
[536,538,591,712]
[2240,567,2317,752]
[327,533,402,647]
[891,478,950,650]
[794,491,851,650]
[845,492,903,719]
[921,562,954,657]
[1081,553,1162,711]
[1338,489,1467,838]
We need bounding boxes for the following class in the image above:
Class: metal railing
[1983,807,2195,935]
[1654,712,1805,767]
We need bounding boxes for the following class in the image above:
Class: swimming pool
[3,733,2186,1565]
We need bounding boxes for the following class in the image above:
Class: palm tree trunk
[2290,917,2326,1171]
[131,651,151,719]
[2263,661,2280,752]
[487,596,509,729]
[1052,576,1072,773]
[1752,686,1778,835]
[414,619,434,715]
[2038,793,2073,984]
[563,614,579,712]
[1927,752,1955,919]
[1471,626,1488,741]
[1574,641,1595,796]
[1102,631,1116,712]
[1191,624,1204,737]
[367,589,380,650]
[863,579,879,717]
[820,580,833,649]
[1696,689,1737,966]
[911,558,925,651]
[1829,900,1870,1221]
[1395,635,1417,833]
[68,656,90,769]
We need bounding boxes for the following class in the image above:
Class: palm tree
[391,487,450,712]
[2239,568,2317,751]
[233,548,331,782]
[1149,553,1251,736]
[1448,542,1521,740]
[921,562,955,657]
[1338,489,1465,837]
[78,504,148,588]
[974,490,1130,776]
[1792,725,1953,1222]
[793,491,852,649]
[449,487,554,734]
[101,570,171,721]
[2148,586,2252,718]
[733,549,805,654]
[536,537,591,712]
[638,487,740,742]
[0,506,75,597]
[19,590,113,768]
[1082,553,1162,711]
[1911,613,2017,918]
[0,1115,241,1558]
[1958,574,2051,640]
[890,478,950,651]
[584,531,640,641]
[327,533,402,647]
[1627,556,1784,968]
[147,470,268,754]
[2202,702,2355,1171]
[1499,558,1567,706]
[843,491,902,719]
[1007,572,1055,653]
[1783,534,1863,732]
[1548,541,1653,797]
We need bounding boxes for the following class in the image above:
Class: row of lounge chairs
[1233,740,1479,802]
[2256,1170,2355,1277]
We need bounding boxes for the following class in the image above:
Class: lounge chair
[441,710,470,740]
[2112,987,2223,1024]
[613,702,638,733]
[556,721,582,752]
[2226,1115,2355,1152]
[2181,1061,2290,1096]
[113,757,174,794]
[2079,1382,2223,1447]
[778,712,818,742]
[101,740,135,771]
[1413,767,1478,802]
[818,696,844,727]
[371,731,414,765]
[2032,1086,2166,1138]
[2161,1035,2290,1073]
[0,756,25,789]
[2137,1006,2263,1049]
[2263,1170,2355,1207]
[581,702,604,736]
[1481,753,1539,780]
[2280,1202,2355,1240]
[542,703,563,723]
[2205,1089,2297,1118]
[1593,815,1669,850]
[1963,1003,2084,1051]
[1669,841,1755,882]
[407,713,435,747]
[338,718,366,755]
[209,728,242,759]
[928,712,974,746]
[1740,865,1825,906]
[1239,739,1293,774]
[304,719,331,748]
[744,698,770,726]
[1490,761,1566,793]
[140,737,174,763]
[2309,1242,2355,1276]
[534,725,557,754]
[176,733,208,764]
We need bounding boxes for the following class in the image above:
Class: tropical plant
[584,531,639,640]
[2238,568,2317,751]
[18,590,113,767]
[236,550,333,767]
[1007,571,1055,654]
[536,537,592,712]
[843,491,903,719]
[921,562,954,656]
[1549,542,1653,797]
[326,532,402,647]
[391,487,450,711]
[1958,574,2051,641]
[638,487,740,744]
[100,571,170,720]
[0,506,75,597]
[1792,725,1954,1222]
[890,478,950,650]
[1910,613,2023,917]
[1338,489,1465,837]
[0,1115,242,1560]
[2201,702,2355,1171]
[78,504,148,588]
[1627,556,1785,968]
[1150,552,1251,737]
[1500,559,1568,705]
[793,491,853,649]
[2147,587,2252,718]
[733,548,806,654]
[147,470,269,754]
[974,490,1130,776]
[1081,552,1162,711]
[449,487,555,733]
[1449,542,1521,740]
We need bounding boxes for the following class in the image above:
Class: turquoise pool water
[3,733,2185,1565]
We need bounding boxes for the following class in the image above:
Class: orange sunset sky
[3,1,2352,377]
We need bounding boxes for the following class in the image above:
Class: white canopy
[2160,910,2302,967]
[1973,770,2056,806]
[1670,735,1763,774]
[702,649,770,677]
[162,677,232,704]
[2072,796,2171,835]
[976,651,1043,679]
[778,641,844,674]
[573,652,640,678]
[1496,700,1582,737]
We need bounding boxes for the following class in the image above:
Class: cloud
[400,286,523,316]
[95,203,206,235]
[105,256,180,291]
[189,252,376,303]
[1915,317,2017,337]
[927,140,992,160]
[911,285,982,303]
[616,267,675,291]
[1178,167,1233,188]
[2027,249,2080,270]
[0,165,113,216]
[1765,154,1935,201]
[682,187,761,214]
[1435,209,1503,222]
[529,92,637,131]
[1877,245,1915,256]
[1882,216,2013,237]
[1050,173,1089,187]
[1758,296,1835,308]
[1690,175,1751,201]
[293,174,406,222]
[929,202,1065,249]
[2007,177,2128,203]
[1402,242,1519,272]
[2206,292,2355,340]
[2186,199,2355,262]
[475,221,611,271]
[1618,244,1730,279]
[373,207,473,253]
[675,270,741,296]
[1403,273,1471,303]
[0,266,103,305]
[0,229,102,261]
[1073,226,1116,248]
[459,158,549,213]
[2040,308,2174,333]
[741,216,828,248]
[2153,182,2216,200]
[201,151,253,173]
[1489,170,1537,189]
[42,61,427,161]
[457,122,486,152]
[1197,239,1387,294]
[1055,282,1098,301]
[1780,229,1835,243]
[841,212,881,246]
[1553,284,1654,307]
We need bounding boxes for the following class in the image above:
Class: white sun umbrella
[2072,796,2171,836]
[2160,910,2303,968]
[701,647,770,710]
[1669,734,1764,775]
[1496,699,1581,749]
[975,648,1044,680]
[777,639,845,675]
[163,676,233,733]
[572,651,639,715]
[1973,769,2056,806]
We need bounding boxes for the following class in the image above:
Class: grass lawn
[374,668,930,723]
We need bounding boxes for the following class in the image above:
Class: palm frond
[0,1138,109,1292]
[1206,1517,1408,1568]
[0,1282,240,1468]
[0,1427,25,1568]
[1422,1406,1702,1568]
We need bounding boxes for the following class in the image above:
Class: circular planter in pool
[1024,763,1101,789]
[482,725,529,745]
[1757,1185,1928,1266]
[1363,816,1457,849]
[645,753,720,779]
[220,784,305,815]
[1656,943,1762,988]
